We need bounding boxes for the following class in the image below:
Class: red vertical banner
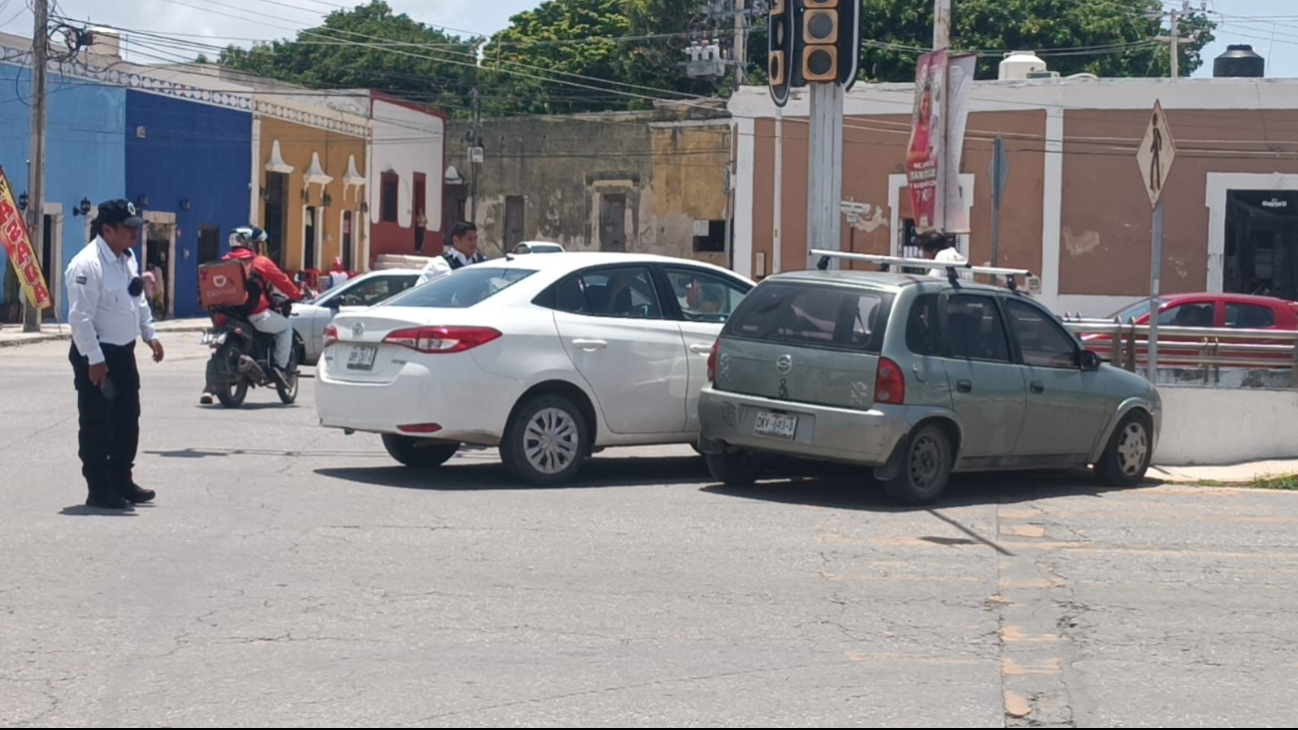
[906,50,947,233]
[0,168,52,310]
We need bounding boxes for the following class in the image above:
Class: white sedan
[290,269,423,365]
[316,253,754,485]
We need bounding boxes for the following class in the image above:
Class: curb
[0,325,208,349]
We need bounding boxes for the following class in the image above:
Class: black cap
[97,199,145,228]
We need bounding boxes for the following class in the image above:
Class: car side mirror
[327,298,342,311]
[1079,349,1102,371]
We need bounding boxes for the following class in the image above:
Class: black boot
[115,470,156,504]
[86,492,134,510]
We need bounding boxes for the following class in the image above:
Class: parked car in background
[1079,293,1298,364]
[1100,293,1298,330]
[513,241,566,255]
[698,265,1162,505]
[315,253,754,485]
[292,269,422,365]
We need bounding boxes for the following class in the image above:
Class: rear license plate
[347,345,378,371]
[754,411,798,440]
[201,332,226,346]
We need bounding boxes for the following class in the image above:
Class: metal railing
[1062,317,1298,388]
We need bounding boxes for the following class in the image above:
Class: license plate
[201,332,226,346]
[347,345,378,371]
[754,411,798,440]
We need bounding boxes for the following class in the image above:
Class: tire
[216,378,247,408]
[705,451,760,487]
[214,345,247,408]
[277,371,299,404]
[882,424,953,506]
[277,349,301,405]
[382,434,460,469]
[1094,411,1153,487]
[500,394,589,486]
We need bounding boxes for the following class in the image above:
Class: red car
[1081,293,1298,366]
[1101,293,1298,330]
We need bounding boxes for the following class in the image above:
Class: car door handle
[956,379,973,393]
[688,343,713,354]
[1030,381,1046,394]
[572,338,608,351]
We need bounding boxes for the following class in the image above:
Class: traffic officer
[65,199,166,510]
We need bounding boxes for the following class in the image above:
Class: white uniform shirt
[417,256,452,286]
[65,237,157,365]
[930,247,971,279]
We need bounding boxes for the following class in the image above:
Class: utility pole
[1157,0,1196,79]
[21,0,49,333]
[932,0,951,238]
[733,0,748,87]
[468,87,481,224]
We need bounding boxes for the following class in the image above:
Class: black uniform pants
[70,342,141,496]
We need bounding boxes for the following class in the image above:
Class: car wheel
[882,424,953,506]
[705,451,759,487]
[382,434,460,469]
[501,394,589,486]
[1095,411,1153,487]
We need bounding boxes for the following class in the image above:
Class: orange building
[253,98,369,277]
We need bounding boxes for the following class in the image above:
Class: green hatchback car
[697,269,1162,505]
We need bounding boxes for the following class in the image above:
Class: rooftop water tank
[1214,44,1265,78]
[999,51,1047,81]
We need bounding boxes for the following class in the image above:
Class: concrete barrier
[1154,385,1298,466]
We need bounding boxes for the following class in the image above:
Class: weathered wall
[451,106,730,263]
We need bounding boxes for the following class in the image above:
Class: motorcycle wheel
[277,370,299,404]
[217,378,248,408]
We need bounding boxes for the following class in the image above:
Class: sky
[0,0,1295,79]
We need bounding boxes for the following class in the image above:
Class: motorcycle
[202,302,305,408]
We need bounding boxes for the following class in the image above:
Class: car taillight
[323,323,339,347]
[874,357,906,405]
[706,340,720,382]
[383,326,502,354]
[211,313,228,327]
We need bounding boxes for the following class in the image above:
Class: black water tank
[1214,44,1265,78]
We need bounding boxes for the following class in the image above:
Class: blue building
[125,91,252,319]
[0,59,125,323]
[0,39,254,322]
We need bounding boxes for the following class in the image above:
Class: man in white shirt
[65,200,166,511]
[920,232,970,280]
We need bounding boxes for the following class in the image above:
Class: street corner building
[0,30,450,322]
[729,62,1298,317]
[449,101,734,264]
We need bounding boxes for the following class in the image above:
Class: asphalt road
[3,333,1297,728]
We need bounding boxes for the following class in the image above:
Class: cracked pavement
[3,334,1298,727]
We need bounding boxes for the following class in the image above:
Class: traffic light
[797,0,861,88]
[768,0,794,106]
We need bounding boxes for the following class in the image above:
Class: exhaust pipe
[237,355,266,383]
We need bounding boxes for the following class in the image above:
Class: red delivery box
[198,259,251,309]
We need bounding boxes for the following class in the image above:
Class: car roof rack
[808,249,1035,292]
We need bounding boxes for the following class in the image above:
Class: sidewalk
[1149,460,1298,487]
[0,318,209,348]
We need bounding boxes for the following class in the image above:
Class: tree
[859,0,1216,82]
[219,1,483,115]
[482,0,712,114]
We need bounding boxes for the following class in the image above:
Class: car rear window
[723,282,894,353]
[381,268,535,309]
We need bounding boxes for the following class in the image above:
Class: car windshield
[1107,298,1166,322]
[382,268,535,309]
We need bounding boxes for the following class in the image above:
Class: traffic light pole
[806,83,844,268]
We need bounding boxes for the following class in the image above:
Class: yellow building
[253,98,369,274]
